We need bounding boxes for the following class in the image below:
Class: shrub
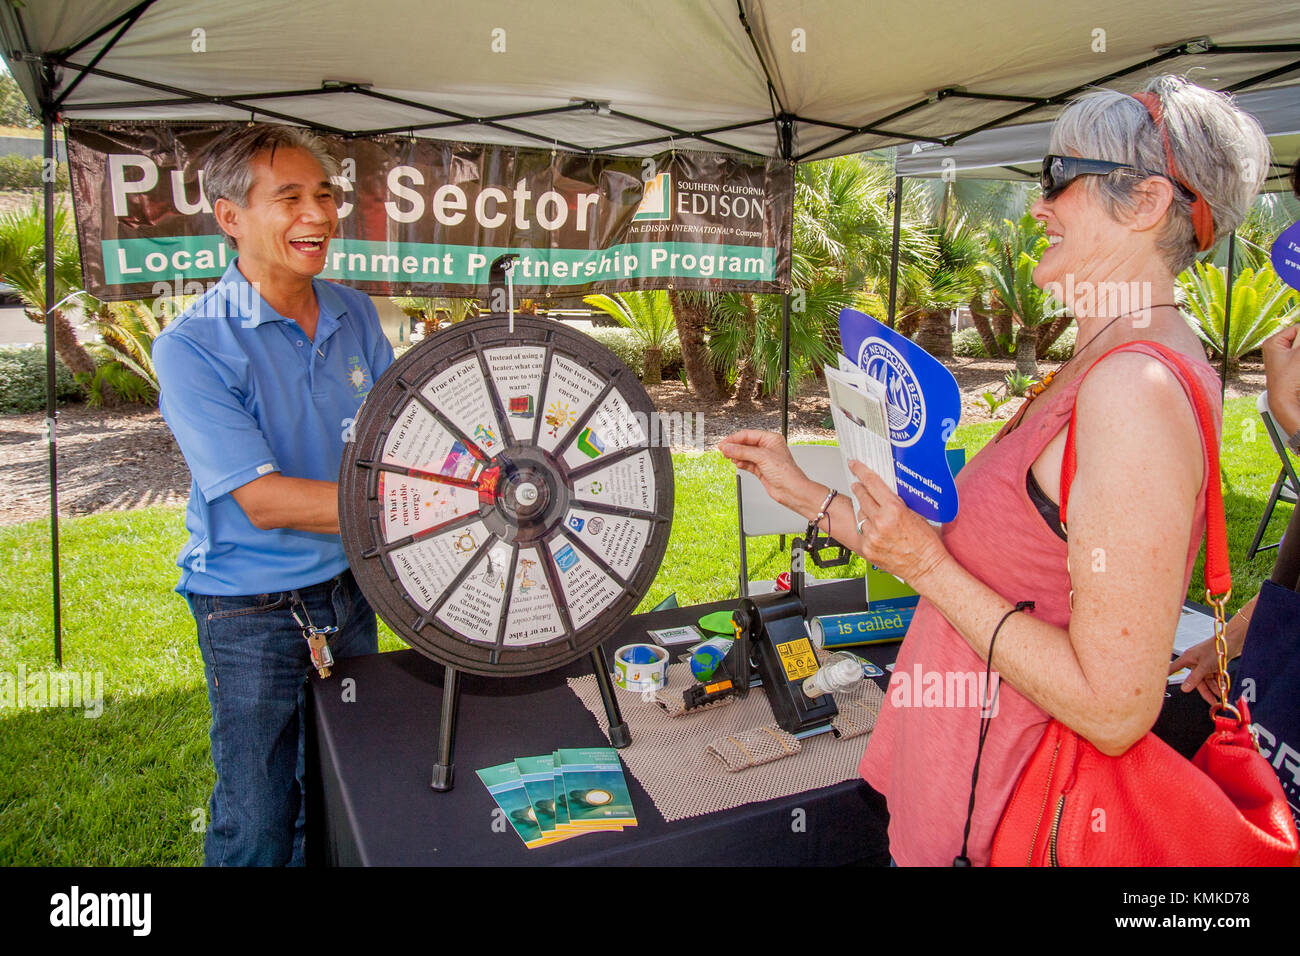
[80,358,156,407]
[581,326,683,380]
[1044,325,1075,362]
[1004,370,1036,397]
[0,346,83,414]
[0,153,70,190]
[952,327,988,358]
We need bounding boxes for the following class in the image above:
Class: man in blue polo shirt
[153,124,394,866]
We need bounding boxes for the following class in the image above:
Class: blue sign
[1271,220,1300,294]
[555,543,580,573]
[838,308,961,522]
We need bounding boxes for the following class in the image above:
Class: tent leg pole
[887,176,903,329]
[781,291,791,439]
[42,90,62,668]
[1221,231,1234,400]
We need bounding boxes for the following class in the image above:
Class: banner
[65,122,793,301]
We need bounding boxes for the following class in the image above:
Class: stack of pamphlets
[476,747,637,849]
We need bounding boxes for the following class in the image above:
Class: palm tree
[982,211,1070,376]
[667,290,722,400]
[88,300,166,395]
[0,198,99,381]
[1178,262,1299,372]
[898,216,984,359]
[391,295,480,339]
[704,155,930,401]
[582,291,677,384]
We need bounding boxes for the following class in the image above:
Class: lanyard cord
[954,599,1035,867]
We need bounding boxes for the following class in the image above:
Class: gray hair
[200,124,340,248]
[1049,75,1270,274]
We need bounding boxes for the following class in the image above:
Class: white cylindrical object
[802,652,866,697]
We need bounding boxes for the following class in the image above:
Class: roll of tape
[613,642,669,692]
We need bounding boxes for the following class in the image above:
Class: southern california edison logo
[857,337,925,447]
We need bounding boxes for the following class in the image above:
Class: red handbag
[989,342,1300,867]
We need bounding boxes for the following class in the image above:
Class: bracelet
[804,487,837,547]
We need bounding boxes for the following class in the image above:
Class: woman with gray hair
[720,75,1271,865]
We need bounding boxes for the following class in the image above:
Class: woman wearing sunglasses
[720,75,1270,866]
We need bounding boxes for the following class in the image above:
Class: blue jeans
[186,570,377,866]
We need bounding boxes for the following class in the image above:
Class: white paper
[560,388,645,470]
[388,519,490,611]
[571,450,656,512]
[503,545,567,646]
[485,346,546,441]
[1171,602,1217,655]
[548,534,622,628]
[562,507,648,578]
[381,400,480,481]
[378,472,479,542]
[436,539,511,643]
[536,354,606,453]
[419,356,505,457]
[824,362,899,495]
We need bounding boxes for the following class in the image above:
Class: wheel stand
[430,644,631,791]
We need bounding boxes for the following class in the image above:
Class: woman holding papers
[721,76,1270,866]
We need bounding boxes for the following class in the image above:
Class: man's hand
[1263,325,1300,436]
[230,473,340,534]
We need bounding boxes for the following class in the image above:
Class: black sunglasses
[1040,154,1194,202]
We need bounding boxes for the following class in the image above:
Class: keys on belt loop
[290,593,337,679]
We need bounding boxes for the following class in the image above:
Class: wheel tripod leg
[590,646,631,748]
[431,664,460,791]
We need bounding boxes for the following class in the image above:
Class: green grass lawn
[0,397,1293,864]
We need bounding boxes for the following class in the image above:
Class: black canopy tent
[4,0,1299,662]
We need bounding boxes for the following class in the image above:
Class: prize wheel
[340,314,674,678]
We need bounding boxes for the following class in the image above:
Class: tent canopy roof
[896,85,1300,191]
[3,0,1299,160]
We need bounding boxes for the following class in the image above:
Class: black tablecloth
[305,580,1215,866]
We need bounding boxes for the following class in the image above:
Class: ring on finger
[856,516,866,534]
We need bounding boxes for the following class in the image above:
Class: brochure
[476,761,564,849]
[835,308,962,523]
[554,747,638,828]
[515,754,565,837]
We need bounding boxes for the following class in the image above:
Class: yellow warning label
[775,638,819,681]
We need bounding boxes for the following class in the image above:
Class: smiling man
[152,124,394,866]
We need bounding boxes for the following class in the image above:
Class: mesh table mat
[567,661,884,821]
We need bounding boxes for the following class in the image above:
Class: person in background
[153,124,394,865]
[1173,159,1300,700]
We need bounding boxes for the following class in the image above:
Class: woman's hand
[1263,325,1300,435]
[1169,594,1253,704]
[717,430,822,515]
[847,460,951,587]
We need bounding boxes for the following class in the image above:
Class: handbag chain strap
[1059,342,1237,718]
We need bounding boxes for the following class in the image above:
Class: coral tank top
[858,342,1222,866]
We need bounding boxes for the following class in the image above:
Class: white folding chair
[1247,390,1299,560]
[736,444,856,597]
